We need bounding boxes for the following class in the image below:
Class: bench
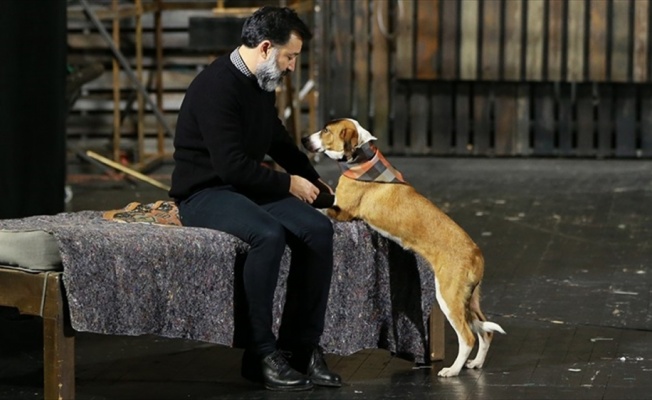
[0,209,444,400]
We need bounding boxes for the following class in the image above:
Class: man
[169,6,341,392]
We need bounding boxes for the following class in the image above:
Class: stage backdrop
[0,0,67,218]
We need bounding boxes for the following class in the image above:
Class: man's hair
[241,6,313,48]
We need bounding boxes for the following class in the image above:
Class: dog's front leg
[326,206,355,222]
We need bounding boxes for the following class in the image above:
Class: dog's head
[302,118,378,162]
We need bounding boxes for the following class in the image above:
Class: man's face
[256,33,302,92]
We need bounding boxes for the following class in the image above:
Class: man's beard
[256,48,288,92]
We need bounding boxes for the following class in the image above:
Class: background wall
[0,0,67,218]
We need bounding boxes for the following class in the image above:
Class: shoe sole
[264,383,314,391]
[312,378,342,388]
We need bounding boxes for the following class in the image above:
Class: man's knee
[308,213,334,252]
[253,222,286,251]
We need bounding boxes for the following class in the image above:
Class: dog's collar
[339,142,406,184]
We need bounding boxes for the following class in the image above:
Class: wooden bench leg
[429,302,445,361]
[43,315,75,400]
[43,274,75,400]
[0,269,76,399]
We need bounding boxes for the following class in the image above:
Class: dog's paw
[437,367,460,378]
[465,359,484,369]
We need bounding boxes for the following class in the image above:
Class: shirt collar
[230,47,255,79]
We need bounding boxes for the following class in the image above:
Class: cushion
[0,229,62,271]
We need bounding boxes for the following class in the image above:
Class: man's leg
[179,188,314,391]
[261,197,342,387]
[261,196,334,347]
[178,187,286,355]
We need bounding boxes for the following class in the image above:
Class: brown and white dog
[302,118,505,377]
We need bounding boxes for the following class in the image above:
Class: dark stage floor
[2,157,652,399]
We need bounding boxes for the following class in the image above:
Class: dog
[302,118,505,377]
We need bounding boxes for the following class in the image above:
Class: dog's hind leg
[435,277,475,378]
[465,287,505,369]
[466,326,491,369]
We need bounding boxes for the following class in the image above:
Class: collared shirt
[230,47,255,79]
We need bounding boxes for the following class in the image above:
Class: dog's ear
[340,127,359,158]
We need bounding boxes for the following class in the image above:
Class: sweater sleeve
[268,117,321,183]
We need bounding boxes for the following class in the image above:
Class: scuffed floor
[1,157,651,399]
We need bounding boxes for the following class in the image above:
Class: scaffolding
[68,0,318,180]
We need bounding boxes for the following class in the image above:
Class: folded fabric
[103,200,181,226]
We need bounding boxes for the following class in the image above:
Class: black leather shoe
[260,351,313,391]
[305,347,342,388]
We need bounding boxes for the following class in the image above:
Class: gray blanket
[0,211,436,362]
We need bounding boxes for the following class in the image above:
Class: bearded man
[169,6,341,392]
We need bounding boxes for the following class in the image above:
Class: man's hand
[290,175,319,204]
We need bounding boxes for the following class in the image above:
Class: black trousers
[178,186,334,356]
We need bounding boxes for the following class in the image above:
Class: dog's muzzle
[301,133,323,153]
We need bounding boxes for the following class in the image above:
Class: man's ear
[259,40,273,59]
[340,127,359,158]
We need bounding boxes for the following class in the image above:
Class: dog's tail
[472,320,506,335]
[469,284,506,335]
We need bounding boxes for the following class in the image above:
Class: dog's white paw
[437,367,460,377]
[465,359,484,369]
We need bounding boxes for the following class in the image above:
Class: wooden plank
[392,84,409,154]
[82,70,197,92]
[614,84,637,157]
[395,0,415,79]
[155,0,165,155]
[566,0,586,81]
[371,0,390,150]
[481,0,501,80]
[547,0,564,81]
[112,0,122,162]
[459,0,480,80]
[472,83,492,155]
[330,0,353,117]
[429,82,453,154]
[353,0,370,127]
[596,84,613,157]
[494,83,518,155]
[556,82,573,156]
[525,0,545,81]
[611,0,632,82]
[408,82,430,155]
[632,0,649,82]
[515,84,531,155]
[71,93,186,112]
[315,0,329,126]
[68,31,192,50]
[641,86,652,156]
[532,83,555,155]
[589,0,608,81]
[454,82,471,154]
[503,0,523,81]
[67,113,178,135]
[415,0,439,79]
[440,0,459,80]
[575,84,596,157]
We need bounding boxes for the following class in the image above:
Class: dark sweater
[169,55,319,201]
